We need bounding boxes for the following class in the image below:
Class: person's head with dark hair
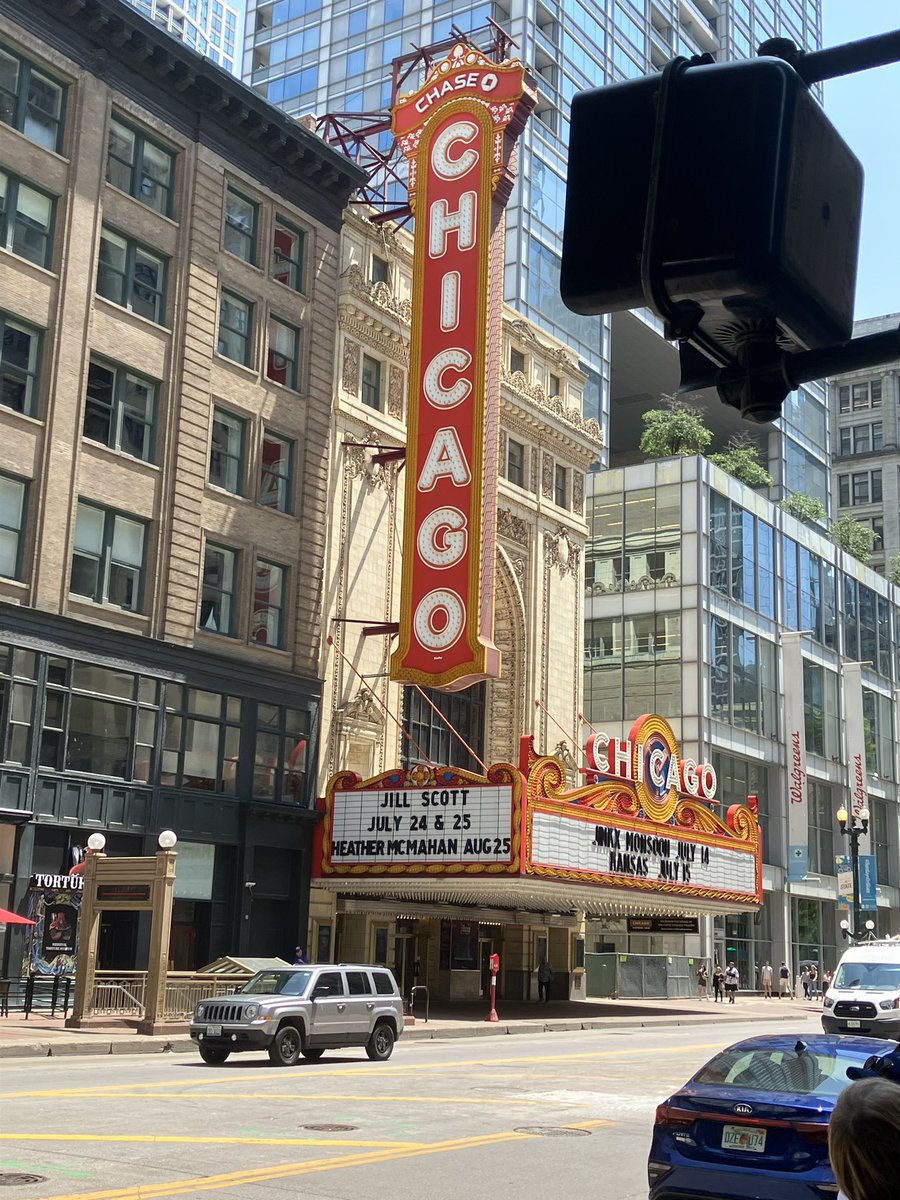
[829,1077,900,1200]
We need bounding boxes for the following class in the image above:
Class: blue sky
[822,2,900,320]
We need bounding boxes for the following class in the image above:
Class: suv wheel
[366,1021,395,1061]
[199,1044,230,1065]
[301,1047,325,1061]
[268,1024,303,1066]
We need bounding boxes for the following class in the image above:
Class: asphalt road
[0,1012,822,1200]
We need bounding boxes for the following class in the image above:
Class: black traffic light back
[561,56,862,356]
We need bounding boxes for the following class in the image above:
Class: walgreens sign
[390,46,534,690]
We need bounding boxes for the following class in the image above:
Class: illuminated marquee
[390,45,535,690]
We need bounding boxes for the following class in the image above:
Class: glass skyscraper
[127,0,240,73]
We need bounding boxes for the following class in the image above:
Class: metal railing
[90,972,250,1020]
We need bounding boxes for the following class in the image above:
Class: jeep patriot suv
[190,964,404,1065]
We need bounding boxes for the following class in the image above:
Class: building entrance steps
[0,993,824,1059]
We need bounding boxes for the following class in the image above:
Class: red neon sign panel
[390,45,534,690]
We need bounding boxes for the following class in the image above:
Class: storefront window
[793,897,837,979]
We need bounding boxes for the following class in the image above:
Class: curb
[0,1010,813,1060]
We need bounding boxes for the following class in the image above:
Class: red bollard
[486,953,500,1022]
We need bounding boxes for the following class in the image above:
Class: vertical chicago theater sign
[390,45,535,689]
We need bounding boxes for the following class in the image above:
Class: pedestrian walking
[778,962,792,998]
[801,965,811,999]
[724,962,739,1003]
[809,963,818,998]
[536,957,553,1003]
[829,1068,900,1200]
[712,963,724,1002]
[760,960,773,998]
[697,963,709,999]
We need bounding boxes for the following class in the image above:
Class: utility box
[562,56,863,354]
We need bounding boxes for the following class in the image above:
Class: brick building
[0,0,363,974]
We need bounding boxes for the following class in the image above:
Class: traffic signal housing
[561,55,864,420]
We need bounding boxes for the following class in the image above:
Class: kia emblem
[733,1103,753,1115]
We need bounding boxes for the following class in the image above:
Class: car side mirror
[312,984,332,999]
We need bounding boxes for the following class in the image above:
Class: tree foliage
[708,434,774,488]
[639,397,712,458]
[830,515,877,564]
[778,493,827,528]
[888,557,900,588]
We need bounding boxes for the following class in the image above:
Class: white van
[822,939,900,1039]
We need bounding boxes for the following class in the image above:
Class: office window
[96,228,166,324]
[838,380,882,413]
[0,472,25,578]
[0,46,65,151]
[554,463,567,508]
[808,780,835,875]
[271,217,304,291]
[209,408,245,494]
[0,170,54,268]
[199,543,238,636]
[361,354,382,410]
[252,559,285,648]
[266,316,300,389]
[84,359,155,461]
[259,430,293,513]
[70,501,145,611]
[509,347,525,375]
[838,470,882,508]
[223,186,257,263]
[371,254,389,285]
[507,438,525,487]
[106,117,174,216]
[218,290,253,365]
[548,372,560,397]
[0,313,40,416]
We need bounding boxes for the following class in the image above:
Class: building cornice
[4,0,367,227]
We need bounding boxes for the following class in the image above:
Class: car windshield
[693,1047,864,1096]
[832,961,900,991]
[239,970,312,996]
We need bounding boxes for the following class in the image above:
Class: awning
[313,876,752,918]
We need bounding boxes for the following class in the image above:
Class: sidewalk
[0,994,823,1059]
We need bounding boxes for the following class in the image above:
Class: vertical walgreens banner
[842,661,872,859]
[390,46,535,690]
[782,632,809,881]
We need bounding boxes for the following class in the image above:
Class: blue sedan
[648,1033,897,1200]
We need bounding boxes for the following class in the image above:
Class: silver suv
[190,964,404,1066]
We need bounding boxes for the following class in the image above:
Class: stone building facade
[309,210,603,996]
[0,0,363,974]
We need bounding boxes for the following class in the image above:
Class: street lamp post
[836,803,869,941]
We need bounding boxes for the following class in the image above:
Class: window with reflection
[862,689,894,781]
[0,643,37,764]
[161,685,242,793]
[254,702,310,803]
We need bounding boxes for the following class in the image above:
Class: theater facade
[312,717,761,1001]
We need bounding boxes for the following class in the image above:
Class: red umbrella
[0,908,35,925]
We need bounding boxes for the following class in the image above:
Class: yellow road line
[0,1133,423,1149]
[38,1121,614,1200]
[0,1042,719,1100]
[8,1091,552,1106]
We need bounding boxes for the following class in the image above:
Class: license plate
[845,1019,861,1028]
[722,1125,767,1154]
[206,1025,222,1037]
